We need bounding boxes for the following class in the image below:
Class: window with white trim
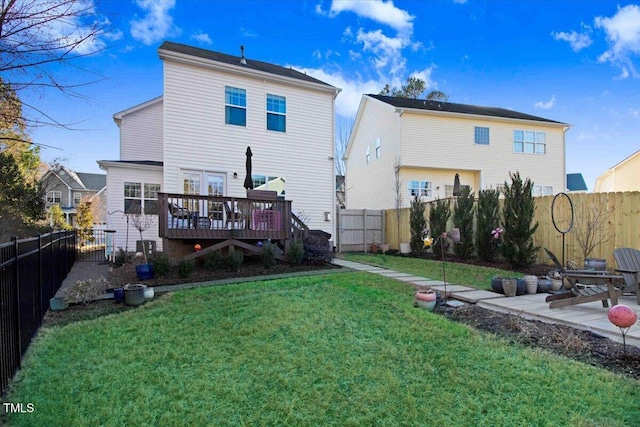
[46,191,61,205]
[532,185,553,197]
[514,130,546,154]
[475,127,490,145]
[375,136,381,158]
[366,145,370,165]
[73,192,82,206]
[266,94,286,132]
[408,180,432,198]
[124,182,161,214]
[144,183,161,214]
[445,184,470,198]
[225,86,246,126]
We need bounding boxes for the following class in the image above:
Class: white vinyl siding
[104,166,163,251]
[344,97,401,210]
[119,99,163,162]
[346,95,566,210]
[162,59,336,237]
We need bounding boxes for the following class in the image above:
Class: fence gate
[336,209,384,252]
[75,228,107,262]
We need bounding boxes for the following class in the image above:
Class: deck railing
[158,192,294,241]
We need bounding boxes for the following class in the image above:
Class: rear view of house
[344,94,569,210]
[99,41,340,256]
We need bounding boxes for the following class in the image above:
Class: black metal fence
[76,228,107,262]
[0,230,76,396]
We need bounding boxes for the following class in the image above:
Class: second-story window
[73,192,82,206]
[225,86,246,126]
[47,191,61,205]
[475,127,490,145]
[266,94,286,132]
[514,130,546,154]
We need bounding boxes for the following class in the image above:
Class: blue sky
[25,0,640,191]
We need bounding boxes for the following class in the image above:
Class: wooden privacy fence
[382,191,640,267]
[336,209,385,252]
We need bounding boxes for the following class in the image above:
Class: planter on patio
[135,263,154,281]
[523,275,538,294]
[502,279,517,297]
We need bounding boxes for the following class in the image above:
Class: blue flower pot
[113,288,124,303]
[135,263,154,281]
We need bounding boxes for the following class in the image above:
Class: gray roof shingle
[76,173,106,191]
[159,41,335,88]
[369,94,566,124]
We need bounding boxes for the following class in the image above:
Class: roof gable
[159,41,336,89]
[368,94,566,125]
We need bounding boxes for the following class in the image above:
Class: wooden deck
[158,192,302,242]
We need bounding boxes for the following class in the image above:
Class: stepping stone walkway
[332,258,504,303]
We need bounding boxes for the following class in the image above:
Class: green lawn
[4,273,638,426]
[341,252,520,290]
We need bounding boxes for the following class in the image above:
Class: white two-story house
[344,94,570,209]
[99,41,340,257]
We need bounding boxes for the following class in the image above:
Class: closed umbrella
[243,146,254,190]
[453,173,461,196]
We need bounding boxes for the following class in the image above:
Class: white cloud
[241,27,258,38]
[410,66,437,90]
[191,32,212,45]
[130,0,180,46]
[534,96,556,110]
[552,30,592,52]
[595,4,640,78]
[327,0,414,33]
[629,108,640,118]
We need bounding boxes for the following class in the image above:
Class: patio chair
[168,203,192,229]
[613,247,640,304]
[543,248,621,309]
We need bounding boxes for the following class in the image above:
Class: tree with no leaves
[0,0,107,137]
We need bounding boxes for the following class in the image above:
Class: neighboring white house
[98,41,340,254]
[344,94,570,210]
[594,150,640,193]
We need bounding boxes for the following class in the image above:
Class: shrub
[303,234,333,265]
[288,240,304,265]
[151,252,171,277]
[429,198,451,258]
[476,188,501,262]
[409,195,428,255]
[261,242,277,269]
[177,259,195,278]
[227,251,244,271]
[203,251,225,271]
[113,247,133,267]
[452,186,475,260]
[502,171,539,269]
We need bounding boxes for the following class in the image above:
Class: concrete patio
[333,258,640,348]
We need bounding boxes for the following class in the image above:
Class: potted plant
[123,283,146,306]
[130,210,155,281]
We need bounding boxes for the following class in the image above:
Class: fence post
[363,209,368,252]
[11,236,22,367]
[36,234,43,324]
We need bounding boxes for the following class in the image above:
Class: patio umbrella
[243,146,254,190]
[453,173,461,196]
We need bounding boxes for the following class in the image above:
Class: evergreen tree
[429,198,451,258]
[452,186,475,259]
[476,188,501,261]
[409,195,427,254]
[501,172,539,268]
